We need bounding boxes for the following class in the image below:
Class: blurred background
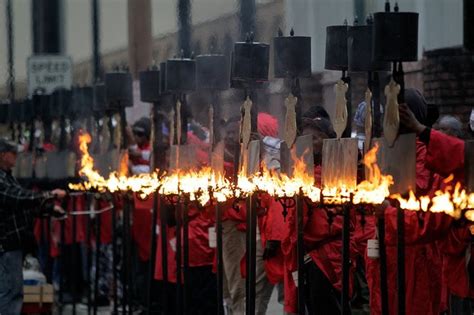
[0,0,471,133]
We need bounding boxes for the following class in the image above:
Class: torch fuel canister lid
[274,29,311,78]
[105,71,133,108]
[196,54,230,91]
[348,22,391,72]
[231,36,270,89]
[325,24,349,71]
[139,65,161,103]
[165,58,196,93]
[373,11,419,62]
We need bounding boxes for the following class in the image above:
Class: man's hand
[52,205,66,216]
[399,103,426,135]
[51,189,67,199]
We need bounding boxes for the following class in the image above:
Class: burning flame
[70,133,474,221]
[393,182,474,220]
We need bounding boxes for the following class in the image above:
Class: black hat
[132,117,151,138]
[0,139,18,153]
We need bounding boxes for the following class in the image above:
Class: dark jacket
[0,169,53,252]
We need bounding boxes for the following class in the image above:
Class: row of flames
[69,133,474,221]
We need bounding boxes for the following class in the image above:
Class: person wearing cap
[128,117,152,175]
[0,139,66,314]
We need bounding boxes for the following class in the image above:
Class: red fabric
[260,197,288,284]
[129,142,151,166]
[425,130,474,300]
[425,129,465,181]
[132,195,154,261]
[154,224,177,283]
[281,166,357,313]
[366,137,458,315]
[186,206,215,267]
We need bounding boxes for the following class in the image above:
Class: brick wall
[423,46,474,123]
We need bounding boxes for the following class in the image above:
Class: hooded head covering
[404,88,428,125]
[303,105,330,120]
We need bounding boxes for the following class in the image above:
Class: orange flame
[70,133,474,220]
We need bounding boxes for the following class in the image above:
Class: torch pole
[397,205,406,315]
[341,202,351,315]
[176,201,183,315]
[216,202,224,314]
[394,61,406,315]
[122,194,130,314]
[111,197,118,315]
[296,191,305,314]
[378,217,389,315]
[71,196,77,315]
[127,195,134,315]
[146,192,159,315]
[183,196,190,314]
[59,205,66,314]
[93,203,102,315]
[246,194,257,315]
[372,72,382,137]
[86,196,93,315]
[160,200,169,313]
[342,71,352,138]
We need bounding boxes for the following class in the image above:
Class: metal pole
[6,0,15,101]
[160,199,169,314]
[238,0,256,40]
[59,212,66,315]
[127,196,134,315]
[296,194,305,314]
[86,196,93,315]
[378,218,389,315]
[216,203,224,314]
[146,192,159,315]
[372,72,382,138]
[176,203,183,315]
[341,204,351,315]
[397,206,406,315]
[122,195,129,313]
[93,206,102,315]
[177,0,192,57]
[92,0,102,81]
[71,196,77,315]
[111,198,118,315]
[183,197,190,314]
[342,72,352,138]
[245,194,256,315]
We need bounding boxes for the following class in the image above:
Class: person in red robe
[399,101,473,314]
[280,117,358,314]
[365,89,453,315]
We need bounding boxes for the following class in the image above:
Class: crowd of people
[0,87,474,315]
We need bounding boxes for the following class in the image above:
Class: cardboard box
[23,284,54,304]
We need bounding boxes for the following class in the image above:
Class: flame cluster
[392,177,474,220]
[69,133,474,222]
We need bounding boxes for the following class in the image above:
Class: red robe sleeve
[426,129,465,179]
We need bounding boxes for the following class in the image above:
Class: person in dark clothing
[0,139,66,314]
[302,105,331,120]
